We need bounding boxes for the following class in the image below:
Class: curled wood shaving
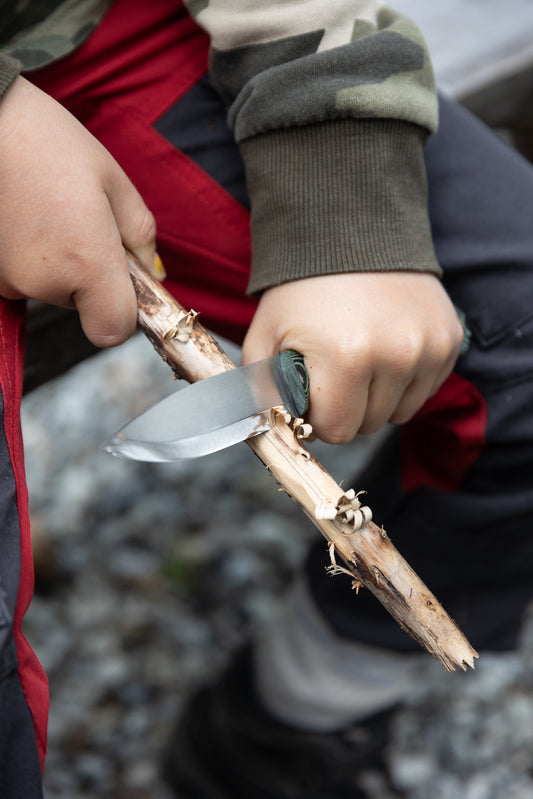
[336,489,372,531]
[346,507,373,531]
[336,488,362,514]
[293,418,313,441]
[314,489,372,531]
[270,407,292,425]
[163,309,199,342]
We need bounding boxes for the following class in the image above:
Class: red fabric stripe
[28,0,204,114]
[400,373,488,493]
[0,300,49,771]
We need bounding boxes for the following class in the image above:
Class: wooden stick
[128,255,479,672]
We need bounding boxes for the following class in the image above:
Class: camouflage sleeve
[184,1,441,293]
[0,0,112,71]
[0,52,21,100]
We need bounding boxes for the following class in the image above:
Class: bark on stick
[128,256,479,673]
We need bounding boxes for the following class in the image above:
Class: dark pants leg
[307,95,533,654]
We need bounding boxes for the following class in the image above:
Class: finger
[72,254,138,348]
[104,163,162,280]
[394,335,458,418]
[71,201,139,348]
[241,322,277,364]
[426,314,464,396]
[357,373,410,435]
[389,377,436,426]
[305,358,371,444]
[428,349,459,397]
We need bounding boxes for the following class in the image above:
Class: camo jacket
[0,0,111,70]
[0,0,441,292]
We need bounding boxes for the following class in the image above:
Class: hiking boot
[162,647,402,799]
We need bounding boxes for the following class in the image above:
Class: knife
[102,350,310,462]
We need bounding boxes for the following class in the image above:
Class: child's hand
[242,271,464,443]
[0,77,162,347]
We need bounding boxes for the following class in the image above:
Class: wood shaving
[270,407,292,425]
[336,488,372,531]
[163,309,199,342]
[293,418,313,441]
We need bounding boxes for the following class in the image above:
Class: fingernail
[153,253,166,279]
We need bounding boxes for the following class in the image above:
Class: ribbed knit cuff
[0,52,22,100]
[241,118,441,295]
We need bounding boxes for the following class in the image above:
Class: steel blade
[102,357,283,462]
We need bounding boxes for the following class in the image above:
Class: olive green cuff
[241,118,441,294]
[0,52,21,99]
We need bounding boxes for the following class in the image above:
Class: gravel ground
[21,333,533,799]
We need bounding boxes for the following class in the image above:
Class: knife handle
[274,350,310,418]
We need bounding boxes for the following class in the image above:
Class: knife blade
[102,350,309,462]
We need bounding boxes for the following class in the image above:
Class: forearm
[184,1,440,290]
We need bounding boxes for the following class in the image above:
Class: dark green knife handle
[273,350,310,418]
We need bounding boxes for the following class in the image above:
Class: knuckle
[329,344,357,377]
[333,336,373,381]
[135,207,157,246]
[390,333,424,375]
[430,322,463,364]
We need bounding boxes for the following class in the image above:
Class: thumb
[72,240,139,349]
[105,160,164,281]
[74,163,164,348]
[242,315,278,365]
